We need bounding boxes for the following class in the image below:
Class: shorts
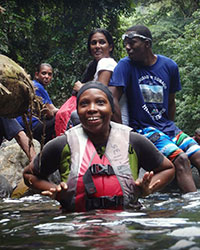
[137,127,200,162]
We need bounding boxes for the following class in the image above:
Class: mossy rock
[0,54,36,118]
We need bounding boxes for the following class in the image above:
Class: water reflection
[0,191,200,249]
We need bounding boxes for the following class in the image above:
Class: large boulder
[0,174,13,198]
[0,138,61,198]
[0,139,40,189]
[192,167,200,189]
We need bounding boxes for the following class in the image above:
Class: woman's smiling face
[89,32,113,61]
[77,88,112,138]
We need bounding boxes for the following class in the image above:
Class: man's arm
[44,103,58,118]
[1,117,36,161]
[168,93,176,121]
[15,131,36,161]
[109,86,123,123]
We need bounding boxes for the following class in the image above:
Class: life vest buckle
[90,164,114,175]
[83,164,115,196]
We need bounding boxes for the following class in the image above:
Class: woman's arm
[135,157,175,197]
[97,70,112,86]
[131,132,175,196]
[23,135,68,196]
[23,161,57,191]
[23,162,68,200]
[73,80,84,93]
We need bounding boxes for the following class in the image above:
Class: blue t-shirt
[33,80,53,105]
[109,55,181,137]
[17,80,53,128]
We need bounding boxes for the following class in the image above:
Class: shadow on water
[0,191,200,250]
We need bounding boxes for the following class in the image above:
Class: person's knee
[173,153,191,173]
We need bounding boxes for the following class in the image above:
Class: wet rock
[0,174,13,198]
[0,138,61,198]
[0,139,40,189]
[192,167,200,189]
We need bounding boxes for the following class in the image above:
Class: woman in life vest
[23,81,175,212]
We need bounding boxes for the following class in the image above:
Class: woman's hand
[41,182,68,200]
[135,171,160,197]
[73,81,83,93]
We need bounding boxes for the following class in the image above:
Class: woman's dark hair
[81,60,97,82]
[77,81,115,113]
[82,28,114,83]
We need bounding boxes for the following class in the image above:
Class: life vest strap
[86,195,123,211]
[83,164,115,195]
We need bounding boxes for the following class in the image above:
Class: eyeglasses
[122,32,152,42]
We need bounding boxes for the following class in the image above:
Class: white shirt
[93,57,117,81]
[94,57,129,126]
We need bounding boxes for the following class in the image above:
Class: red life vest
[59,122,139,212]
[55,95,77,136]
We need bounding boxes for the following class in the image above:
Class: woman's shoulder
[42,134,68,154]
[98,57,117,67]
[129,131,154,147]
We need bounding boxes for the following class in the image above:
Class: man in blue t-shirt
[109,25,200,193]
[17,63,58,144]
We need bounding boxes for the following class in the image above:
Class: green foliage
[0,0,133,106]
[0,0,199,134]
[164,10,200,134]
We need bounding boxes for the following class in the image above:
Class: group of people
[0,62,58,197]
[1,24,200,212]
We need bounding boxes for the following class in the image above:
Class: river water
[0,190,200,250]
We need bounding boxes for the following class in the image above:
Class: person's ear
[145,40,151,48]
[35,72,39,79]
[109,45,113,53]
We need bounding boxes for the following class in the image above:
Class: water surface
[1,191,200,250]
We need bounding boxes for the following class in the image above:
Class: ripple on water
[34,222,75,235]
[168,226,200,237]
[0,190,200,249]
[169,239,196,249]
